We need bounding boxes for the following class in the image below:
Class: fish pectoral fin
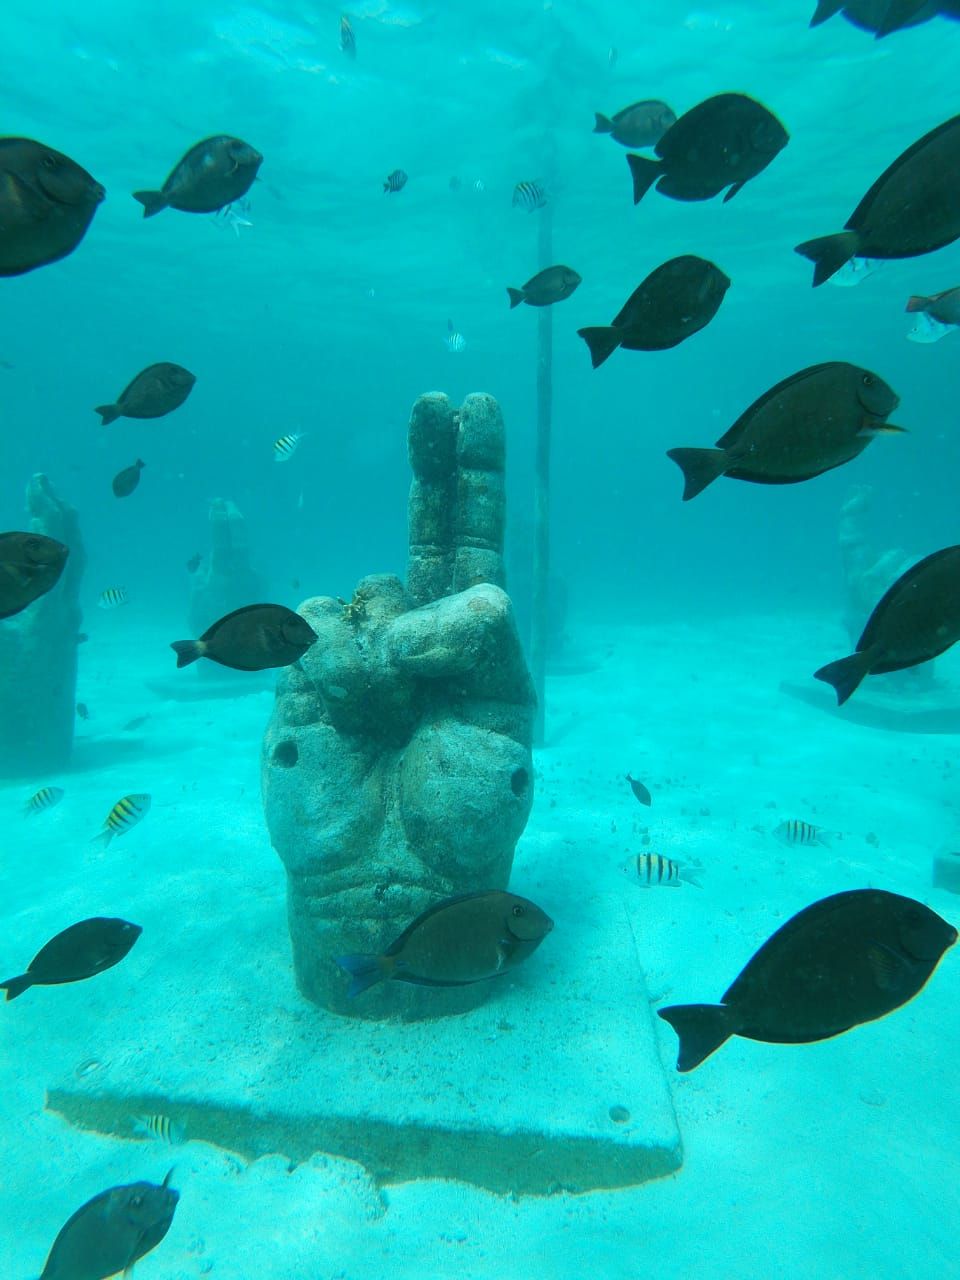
[4,171,52,221]
[866,942,908,992]
[859,420,908,437]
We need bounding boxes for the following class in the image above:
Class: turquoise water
[3,3,960,1277]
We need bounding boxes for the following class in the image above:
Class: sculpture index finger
[407,392,458,607]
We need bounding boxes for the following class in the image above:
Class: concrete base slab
[43,881,680,1197]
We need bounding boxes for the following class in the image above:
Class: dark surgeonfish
[171,603,318,670]
[626,93,788,205]
[39,1171,178,1280]
[659,889,956,1072]
[336,890,554,996]
[667,362,902,502]
[815,545,960,704]
[593,99,676,148]
[0,137,104,276]
[0,531,69,619]
[134,135,262,217]
[112,458,145,498]
[507,265,581,309]
[578,255,730,368]
[1,917,141,1001]
[796,115,960,286]
[810,0,954,37]
[906,286,960,342]
[96,363,196,425]
[626,773,651,805]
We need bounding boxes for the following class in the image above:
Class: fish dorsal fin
[848,114,960,228]
[715,362,849,449]
[384,890,502,956]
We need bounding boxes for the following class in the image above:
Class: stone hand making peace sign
[262,392,536,1019]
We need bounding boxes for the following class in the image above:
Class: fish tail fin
[905,295,929,313]
[136,458,146,468]
[382,182,390,193]
[814,650,873,705]
[794,231,860,287]
[658,1003,736,1072]
[876,0,921,37]
[0,973,32,1001]
[626,152,661,205]
[133,190,167,218]
[170,640,205,668]
[577,326,621,369]
[507,288,525,309]
[681,867,704,888]
[95,404,120,426]
[593,112,614,134]
[92,826,114,849]
[809,0,844,25]
[665,447,729,501]
[336,953,388,997]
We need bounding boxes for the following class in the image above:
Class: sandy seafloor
[2,608,959,1280]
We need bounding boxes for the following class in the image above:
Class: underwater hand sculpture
[262,392,536,1018]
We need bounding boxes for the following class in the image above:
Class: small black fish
[76,702,89,720]
[659,889,956,1071]
[0,137,104,276]
[96,363,195,425]
[123,714,150,732]
[39,1171,178,1280]
[815,545,960,704]
[797,114,960,286]
[667,363,902,501]
[171,603,318,671]
[512,179,547,211]
[186,552,202,574]
[626,773,651,806]
[578,255,730,368]
[383,169,407,194]
[0,531,69,620]
[336,890,553,995]
[340,13,356,57]
[111,458,145,498]
[627,93,788,205]
[507,265,581,309]
[1,917,141,1001]
[134,135,262,217]
[593,99,676,149]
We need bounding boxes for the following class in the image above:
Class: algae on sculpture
[262,392,536,1019]
[0,475,85,777]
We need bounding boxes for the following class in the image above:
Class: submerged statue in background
[0,475,85,776]
[188,498,265,644]
[838,483,935,689]
[262,392,536,1019]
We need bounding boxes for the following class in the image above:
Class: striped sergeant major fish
[340,14,356,59]
[133,1113,185,1145]
[622,853,702,888]
[273,432,304,462]
[512,179,547,211]
[773,819,830,848]
[95,793,151,848]
[444,320,466,353]
[98,586,127,610]
[24,785,64,816]
[383,168,408,194]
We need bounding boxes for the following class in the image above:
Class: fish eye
[862,373,875,386]
[130,1194,143,1208]
[41,154,57,170]
[512,904,525,917]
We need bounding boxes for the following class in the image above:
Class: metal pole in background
[531,200,553,747]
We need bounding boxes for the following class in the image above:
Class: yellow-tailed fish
[773,819,830,848]
[273,432,304,462]
[24,786,64,816]
[621,853,702,888]
[132,1113,185,1145]
[98,586,127,610]
[95,793,151,847]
